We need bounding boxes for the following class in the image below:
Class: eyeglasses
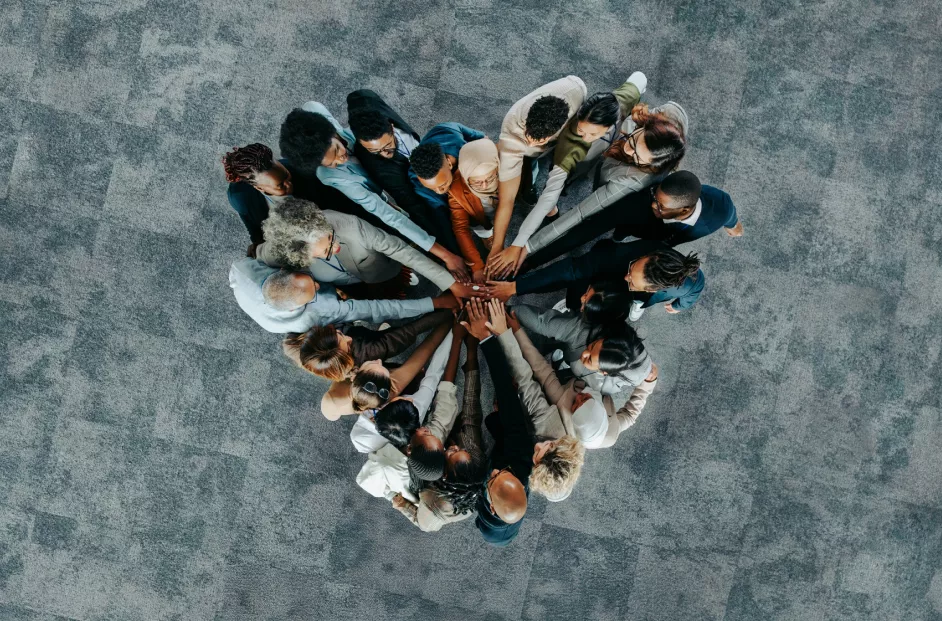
[650,186,666,217]
[623,128,644,166]
[324,230,336,260]
[361,381,389,401]
[366,136,397,156]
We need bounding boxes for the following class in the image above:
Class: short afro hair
[279,108,337,174]
[659,170,702,207]
[348,110,394,143]
[410,142,446,180]
[525,95,571,141]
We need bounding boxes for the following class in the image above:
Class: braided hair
[222,143,274,183]
[426,479,483,516]
[643,249,701,290]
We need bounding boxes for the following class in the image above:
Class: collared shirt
[664,198,703,226]
[394,127,418,159]
[310,253,360,286]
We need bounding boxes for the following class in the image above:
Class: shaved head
[488,470,528,524]
[262,271,317,310]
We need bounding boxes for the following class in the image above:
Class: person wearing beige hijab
[447,139,501,283]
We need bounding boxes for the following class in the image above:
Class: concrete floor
[1,0,941,619]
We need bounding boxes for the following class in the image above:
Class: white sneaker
[408,272,419,286]
[552,298,570,313]
[551,349,564,363]
[628,300,645,322]
[378,323,391,331]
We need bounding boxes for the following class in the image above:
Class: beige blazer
[497,75,588,181]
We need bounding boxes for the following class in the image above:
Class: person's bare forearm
[443,327,463,383]
[492,176,521,250]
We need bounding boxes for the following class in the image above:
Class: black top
[474,337,534,546]
[225,159,359,244]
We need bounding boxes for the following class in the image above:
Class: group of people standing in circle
[225,71,743,545]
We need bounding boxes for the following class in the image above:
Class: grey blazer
[513,304,652,396]
[259,211,455,291]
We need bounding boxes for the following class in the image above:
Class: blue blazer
[662,184,738,246]
[409,123,486,209]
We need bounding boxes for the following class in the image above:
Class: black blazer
[346,90,425,212]
[474,337,534,546]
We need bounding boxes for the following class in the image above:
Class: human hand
[645,362,658,382]
[486,246,524,279]
[246,243,258,258]
[442,251,472,282]
[506,309,521,332]
[472,269,486,284]
[459,298,491,341]
[512,245,528,277]
[726,221,744,237]
[485,280,517,303]
[630,103,650,124]
[485,298,509,335]
[450,281,488,300]
[663,302,680,314]
[432,292,460,310]
[391,493,410,510]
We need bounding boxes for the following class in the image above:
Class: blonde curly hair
[529,435,585,501]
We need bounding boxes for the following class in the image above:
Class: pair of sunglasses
[361,381,389,401]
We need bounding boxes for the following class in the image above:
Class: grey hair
[262,270,310,310]
[262,197,333,269]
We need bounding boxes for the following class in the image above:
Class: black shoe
[519,186,539,207]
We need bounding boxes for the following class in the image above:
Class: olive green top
[552,80,642,173]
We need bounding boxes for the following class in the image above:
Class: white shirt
[349,331,454,453]
[355,443,415,502]
[394,128,418,159]
[664,198,702,226]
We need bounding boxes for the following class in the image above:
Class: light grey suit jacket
[258,211,455,291]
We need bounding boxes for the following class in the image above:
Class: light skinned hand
[663,302,680,314]
[726,221,744,237]
[630,103,649,124]
[485,298,508,335]
[487,246,525,279]
[485,280,516,303]
[512,245,529,277]
[459,298,491,341]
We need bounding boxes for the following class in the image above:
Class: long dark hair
[582,280,632,326]
[375,399,420,447]
[576,92,620,128]
[636,113,686,174]
[587,322,647,375]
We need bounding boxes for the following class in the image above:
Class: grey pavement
[0,0,941,620]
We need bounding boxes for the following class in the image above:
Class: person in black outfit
[523,171,742,270]
[346,90,459,251]
[460,298,534,546]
